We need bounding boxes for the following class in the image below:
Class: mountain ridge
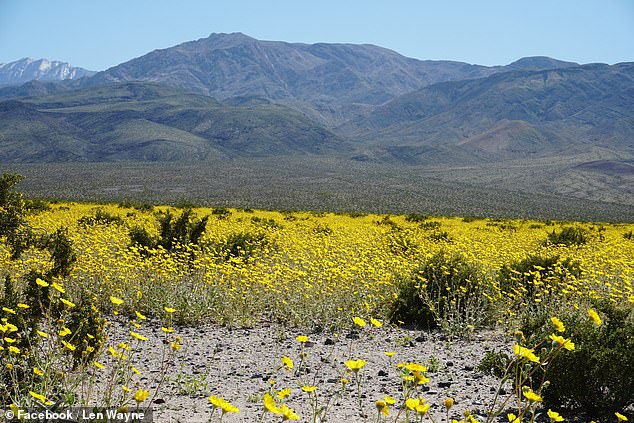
[0,57,95,86]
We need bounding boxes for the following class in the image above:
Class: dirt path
[118,323,513,422]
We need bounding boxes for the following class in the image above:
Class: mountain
[86,32,577,124]
[342,62,634,163]
[0,58,95,86]
[0,82,340,162]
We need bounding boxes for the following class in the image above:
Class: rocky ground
[117,322,516,422]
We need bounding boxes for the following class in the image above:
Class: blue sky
[1,0,633,70]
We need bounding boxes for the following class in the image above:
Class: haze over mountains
[1,32,632,211]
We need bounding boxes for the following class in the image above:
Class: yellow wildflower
[615,413,628,422]
[263,393,281,414]
[110,296,124,305]
[549,334,575,351]
[133,389,150,403]
[280,404,299,420]
[547,409,564,422]
[353,316,366,327]
[587,309,602,326]
[345,359,367,372]
[550,316,565,333]
[281,356,294,370]
[130,331,148,341]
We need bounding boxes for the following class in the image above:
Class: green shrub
[518,301,634,416]
[429,230,451,242]
[157,209,208,251]
[498,255,580,305]
[477,350,511,378]
[420,221,441,231]
[78,209,124,226]
[313,223,333,235]
[24,198,51,213]
[214,231,267,261]
[251,216,282,229]
[405,213,427,222]
[388,251,493,334]
[44,228,77,278]
[545,226,588,246]
[129,208,208,253]
[212,207,231,218]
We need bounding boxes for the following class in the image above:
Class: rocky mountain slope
[0,57,94,86]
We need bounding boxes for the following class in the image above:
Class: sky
[1,0,633,71]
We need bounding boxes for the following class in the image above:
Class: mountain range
[0,32,632,210]
[0,57,95,86]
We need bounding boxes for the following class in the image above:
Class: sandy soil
[114,322,514,422]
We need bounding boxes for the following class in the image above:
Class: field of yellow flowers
[4,203,632,327]
[1,201,633,422]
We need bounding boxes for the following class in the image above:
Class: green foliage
[388,251,492,334]
[211,207,232,218]
[429,230,451,242]
[545,226,588,246]
[623,230,633,240]
[519,301,634,416]
[251,216,282,229]
[0,173,27,256]
[405,213,427,222]
[498,254,581,304]
[64,289,107,369]
[129,208,208,254]
[78,209,124,226]
[476,350,511,378]
[420,221,441,231]
[214,231,268,261]
[24,198,51,213]
[313,223,333,236]
[44,228,77,278]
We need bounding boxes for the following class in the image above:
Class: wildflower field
[1,181,633,422]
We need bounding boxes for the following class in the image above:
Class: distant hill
[0,34,632,213]
[0,58,95,86]
[84,33,577,124]
[343,62,634,164]
[0,82,340,162]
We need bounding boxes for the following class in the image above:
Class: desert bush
[545,226,588,246]
[251,216,282,229]
[518,300,634,416]
[388,251,493,334]
[24,198,51,213]
[429,230,451,242]
[214,231,268,261]
[405,213,427,222]
[78,209,124,226]
[212,207,231,218]
[420,221,441,231]
[129,208,208,255]
[313,223,333,235]
[498,254,580,304]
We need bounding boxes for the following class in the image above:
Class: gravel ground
[115,322,516,422]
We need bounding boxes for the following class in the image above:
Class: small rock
[446,360,454,367]
[378,370,388,377]
[438,381,452,388]
[346,331,360,340]
[324,338,335,345]
[153,398,166,404]
[463,365,474,371]
[415,335,425,342]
